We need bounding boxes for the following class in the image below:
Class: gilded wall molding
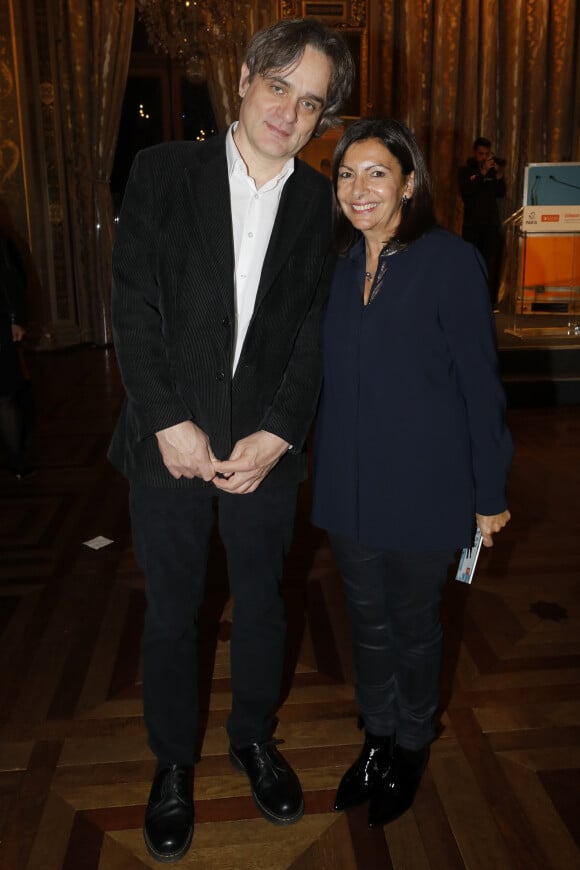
[0,39,20,195]
[277,0,370,119]
[0,25,23,225]
[1,0,79,345]
[32,0,78,341]
[278,1,366,27]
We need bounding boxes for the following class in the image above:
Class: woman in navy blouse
[311,119,513,827]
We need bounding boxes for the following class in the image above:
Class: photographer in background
[458,137,507,309]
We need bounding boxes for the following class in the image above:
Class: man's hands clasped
[156,422,289,494]
[155,420,216,481]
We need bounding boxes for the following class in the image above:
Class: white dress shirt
[226,123,294,373]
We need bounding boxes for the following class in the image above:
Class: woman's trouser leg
[130,483,215,766]
[218,484,299,748]
[385,550,453,749]
[329,534,397,737]
[329,535,453,747]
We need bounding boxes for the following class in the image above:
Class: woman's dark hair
[332,118,437,253]
[244,18,355,134]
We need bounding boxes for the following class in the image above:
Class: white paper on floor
[83,536,114,550]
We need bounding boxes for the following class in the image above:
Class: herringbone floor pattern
[0,347,578,869]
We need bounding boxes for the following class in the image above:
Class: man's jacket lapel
[184,138,235,318]
[255,164,313,310]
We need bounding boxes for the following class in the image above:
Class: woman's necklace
[365,243,381,282]
[365,238,398,281]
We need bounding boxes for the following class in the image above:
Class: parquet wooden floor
[0,346,579,869]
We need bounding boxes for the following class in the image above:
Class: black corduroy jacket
[108,136,335,490]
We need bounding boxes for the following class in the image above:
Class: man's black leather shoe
[334,732,393,811]
[368,743,429,828]
[229,740,304,824]
[144,764,194,863]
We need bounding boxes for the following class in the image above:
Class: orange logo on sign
[541,214,560,222]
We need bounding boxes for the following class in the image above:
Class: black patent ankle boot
[334,732,394,812]
[368,743,429,828]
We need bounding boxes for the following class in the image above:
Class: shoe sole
[229,749,305,825]
[143,826,193,864]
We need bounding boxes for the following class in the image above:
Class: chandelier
[136,0,252,80]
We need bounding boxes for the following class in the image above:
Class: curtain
[200,0,275,131]
[374,0,580,232]
[201,24,246,133]
[55,0,135,345]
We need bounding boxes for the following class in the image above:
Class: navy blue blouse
[311,227,513,552]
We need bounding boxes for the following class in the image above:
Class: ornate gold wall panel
[32,1,79,343]
[279,0,366,25]
[0,32,22,207]
[278,0,370,118]
[1,0,78,345]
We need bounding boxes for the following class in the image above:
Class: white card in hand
[455,528,483,584]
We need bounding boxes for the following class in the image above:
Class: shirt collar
[226,122,294,188]
[349,233,407,262]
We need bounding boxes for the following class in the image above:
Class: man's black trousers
[130,481,299,765]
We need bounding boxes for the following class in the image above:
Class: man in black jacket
[109,18,353,863]
[459,136,507,307]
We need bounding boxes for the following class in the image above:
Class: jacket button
[216,371,225,381]
[222,316,230,327]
